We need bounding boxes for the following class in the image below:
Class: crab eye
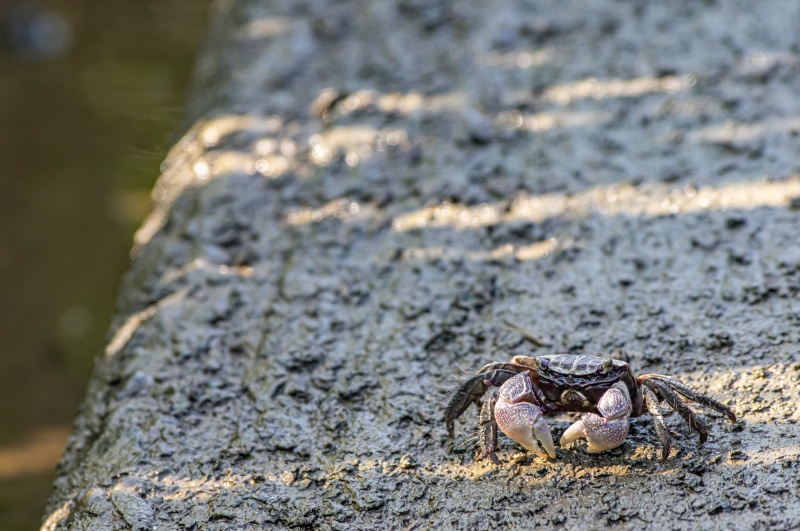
[602,359,614,372]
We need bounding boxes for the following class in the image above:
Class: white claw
[495,400,556,459]
[560,412,630,453]
[532,414,557,459]
[561,383,632,453]
[560,419,588,449]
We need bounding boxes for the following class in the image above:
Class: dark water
[0,1,209,528]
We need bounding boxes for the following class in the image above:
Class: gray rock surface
[43,0,800,529]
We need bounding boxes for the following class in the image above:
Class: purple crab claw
[494,392,556,459]
[495,400,556,459]
[560,382,631,453]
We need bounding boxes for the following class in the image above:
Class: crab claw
[560,383,631,453]
[560,414,630,453]
[495,399,556,459]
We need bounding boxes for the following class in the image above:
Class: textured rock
[43,0,800,529]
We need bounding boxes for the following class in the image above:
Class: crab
[445,354,736,462]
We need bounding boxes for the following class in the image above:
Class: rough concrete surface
[43,0,800,529]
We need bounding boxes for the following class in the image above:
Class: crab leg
[444,363,527,437]
[637,373,736,424]
[494,373,556,459]
[661,377,737,423]
[642,386,671,461]
[479,391,501,465]
[644,378,710,443]
[560,382,631,453]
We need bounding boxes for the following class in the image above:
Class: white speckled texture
[495,398,556,459]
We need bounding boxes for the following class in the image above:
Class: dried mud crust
[44,0,799,530]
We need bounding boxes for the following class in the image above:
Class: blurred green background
[0,1,210,528]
